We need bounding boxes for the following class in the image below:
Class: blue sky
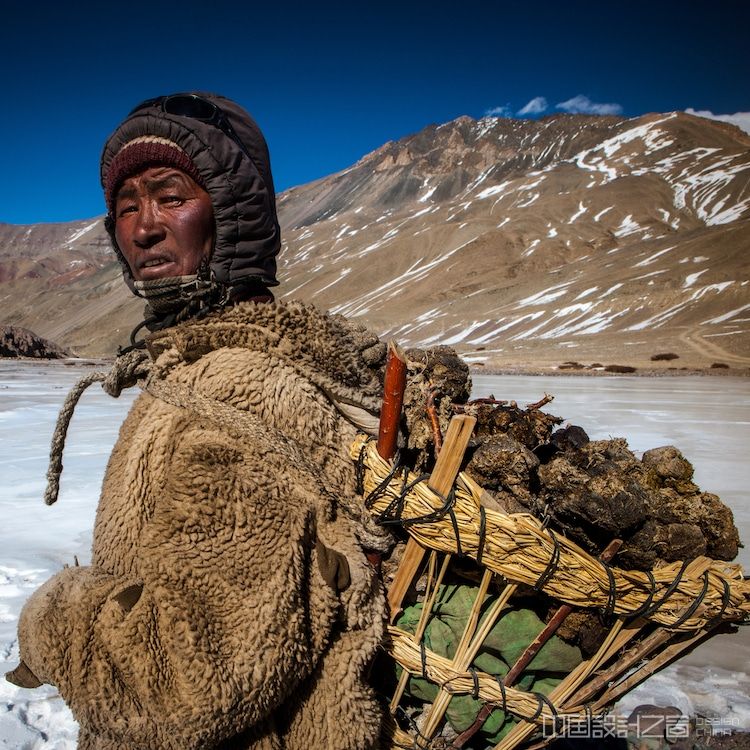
[1,0,748,224]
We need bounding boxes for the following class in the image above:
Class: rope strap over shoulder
[43,349,151,505]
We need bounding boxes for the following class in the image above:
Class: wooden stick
[591,627,711,711]
[387,414,477,621]
[506,539,623,684]
[494,619,627,749]
[562,621,667,709]
[526,393,554,411]
[388,542,429,623]
[416,570,506,746]
[377,341,407,461]
[426,388,443,455]
[389,553,452,713]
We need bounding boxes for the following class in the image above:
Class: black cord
[641,559,690,618]
[533,529,561,592]
[477,505,487,566]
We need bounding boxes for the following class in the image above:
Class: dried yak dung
[403,347,740,572]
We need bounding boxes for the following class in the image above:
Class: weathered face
[114,167,214,281]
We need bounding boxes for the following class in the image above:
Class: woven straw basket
[350,432,750,749]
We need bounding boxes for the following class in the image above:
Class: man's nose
[133,201,165,247]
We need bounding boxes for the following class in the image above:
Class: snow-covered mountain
[1,111,749,368]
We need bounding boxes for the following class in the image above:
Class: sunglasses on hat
[129,93,252,163]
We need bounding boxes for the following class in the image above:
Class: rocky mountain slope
[1,111,749,369]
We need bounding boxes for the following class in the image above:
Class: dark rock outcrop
[0,325,70,358]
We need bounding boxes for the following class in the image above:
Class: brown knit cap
[104,135,205,212]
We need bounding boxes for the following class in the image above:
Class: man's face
[114,166,214,281]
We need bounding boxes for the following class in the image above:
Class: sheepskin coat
[16,301,389,750]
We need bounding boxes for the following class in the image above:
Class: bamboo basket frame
[350,433,750,749]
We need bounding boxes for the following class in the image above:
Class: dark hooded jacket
[100,93,281,312]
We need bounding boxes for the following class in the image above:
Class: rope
[44,371,105,505]
[43,349,151,505]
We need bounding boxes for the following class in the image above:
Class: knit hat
[104,135,205,212]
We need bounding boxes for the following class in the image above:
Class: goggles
[129,93,252,162]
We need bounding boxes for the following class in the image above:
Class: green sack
[397,584,582,746]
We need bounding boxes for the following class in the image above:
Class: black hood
[101,92,280,294]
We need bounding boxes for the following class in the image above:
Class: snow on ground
[440,320,491,345]
[634,245,675,268]
[330,236,479,318]
[613,214,642,237]
[516,282,571,307]
[571,117,676,179]
[65,220,99,246]
[310,267,351,297]
[564,117,748,228]
[0,362,138,747]
[516,192,538,208]
[567,201,587,223]
[476,181,511,200]
[574,286,598,300]
[683,269,708,288]
[627,281,735,331]
[703,303,750,324]
[637,148,748,225]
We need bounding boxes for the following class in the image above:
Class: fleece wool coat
[15,301,391,750]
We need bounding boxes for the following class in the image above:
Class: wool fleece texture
[16,301,391,750]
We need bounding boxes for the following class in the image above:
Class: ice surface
[0,362,138,746]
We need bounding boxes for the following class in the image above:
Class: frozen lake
[0,362,748,745]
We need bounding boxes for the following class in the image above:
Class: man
[8,93,391,750]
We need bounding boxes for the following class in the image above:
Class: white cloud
[556,95,623,116]
[518,96,548,115]
[684,108,750,135]
[485,105,511,117]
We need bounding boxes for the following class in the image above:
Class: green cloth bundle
[397,584,583,745]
